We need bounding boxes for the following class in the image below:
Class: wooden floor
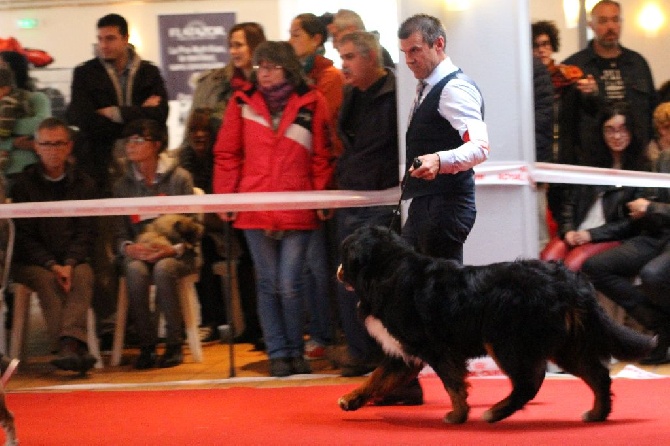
[5,304,670,393]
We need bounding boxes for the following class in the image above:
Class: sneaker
[135,346,157,370]
[372,378,424,406]
[291,356,312,374]
[304,340,326,360]
[269,357,292,377]
[158,344,184,368]
[198,326,219,345]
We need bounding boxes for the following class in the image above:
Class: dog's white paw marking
[364,316,421,365]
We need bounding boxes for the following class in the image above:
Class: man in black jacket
[12,118,98,374]
[66,13,168,196]
[558,1,657,168]
[333,31,400,380]
[66,14,169,344]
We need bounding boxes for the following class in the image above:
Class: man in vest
[399,13,489,263]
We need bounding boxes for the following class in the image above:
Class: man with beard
[67,13,168,195]
[558,0,657,168]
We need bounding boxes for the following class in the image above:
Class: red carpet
[5,376,670,445]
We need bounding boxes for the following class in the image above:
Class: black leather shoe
[50,352,82,372]
[639,334,670,365]
[269,358,292,377]
[291,356,312,375]
[159,344,184,368]
[373,378,424,406]
[135,346,157,370]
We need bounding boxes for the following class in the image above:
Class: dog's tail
[597,309,656,361]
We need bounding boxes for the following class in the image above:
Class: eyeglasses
[532,40,552,50]
[36,140,69,148]
[603,125,630,137]
[126,136,155,144]
[253,64,283,73]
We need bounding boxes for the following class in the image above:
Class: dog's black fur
[336,226,656,424]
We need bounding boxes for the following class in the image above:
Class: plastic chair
[110,272,203,366]
[9,283,104,368]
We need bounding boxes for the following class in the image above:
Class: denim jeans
[336,206,396,361]
[302,223,334,346]
[244,229,311,359]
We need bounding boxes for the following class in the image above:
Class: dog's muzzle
[336,264,355,292]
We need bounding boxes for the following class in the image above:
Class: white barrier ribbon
[2,162,669,218]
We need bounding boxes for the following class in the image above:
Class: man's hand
[51,264,73,293]
[409,153,440,180]
[142,95,162,107]
[627,198,650,220]
[95,106,116,119]
[575,74,598,95]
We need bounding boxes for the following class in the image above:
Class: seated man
[12,117,97,374]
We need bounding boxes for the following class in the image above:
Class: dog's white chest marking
[364,316,421,365]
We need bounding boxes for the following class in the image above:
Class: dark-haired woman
[213,42,334,377]
[541,102,650,271]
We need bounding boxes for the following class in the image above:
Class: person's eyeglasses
[126,136,155,144]
[603,125,629,137]
[533,40,552,50]
[36,140,69,148]
[253,64,283,73]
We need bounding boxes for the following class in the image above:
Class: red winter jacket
[213,84,334,231]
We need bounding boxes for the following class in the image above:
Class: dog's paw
[443,409,468,424]
[338,393,366,411]
[582,409,608,422]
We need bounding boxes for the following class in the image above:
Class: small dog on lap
[136,214,204,250]
[336,226,655,424]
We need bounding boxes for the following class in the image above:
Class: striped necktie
[410,80,427,122]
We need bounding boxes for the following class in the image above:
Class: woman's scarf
[258,81,294,115]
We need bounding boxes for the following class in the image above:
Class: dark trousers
[402,194,476,263]
[335,206,395,361]
[582,235,670,312]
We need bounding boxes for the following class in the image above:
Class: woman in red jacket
[213,41,334,377]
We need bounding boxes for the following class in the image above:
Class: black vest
[405,70,483,200]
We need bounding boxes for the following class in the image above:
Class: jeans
[124,256,195,347]
[582,235,670,311]
[336,206,395,361]
[303,223,333,346]
[244,229,310,359]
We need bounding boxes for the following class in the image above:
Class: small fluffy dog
[136,214,204,250]
[336,226,656,424]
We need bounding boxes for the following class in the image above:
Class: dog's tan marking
[336,265,354,291]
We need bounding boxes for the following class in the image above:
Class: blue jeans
[336,206,395,361]
[244,229,310,359]
[302,222,334,346]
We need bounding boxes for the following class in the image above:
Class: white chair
[0,219,15,354]
[9,283,103,369]
[110,273,203,366]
